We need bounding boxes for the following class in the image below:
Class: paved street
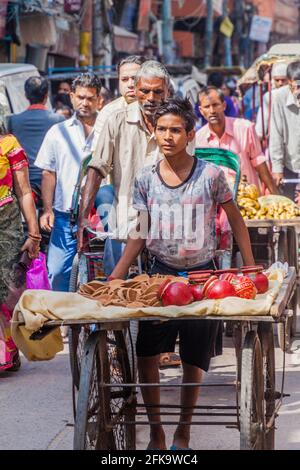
[1,332,300,450]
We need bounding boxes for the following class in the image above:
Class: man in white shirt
[269,61,300,200]
[35,73,102,291]
[255,62,288,140]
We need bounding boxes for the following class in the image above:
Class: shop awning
[113,25,139,53]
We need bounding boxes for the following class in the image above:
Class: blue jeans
[94,184,123,276]
[94,184,115,232]
[47,210,77,292]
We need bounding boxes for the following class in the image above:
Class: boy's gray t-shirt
[133,158,233,269]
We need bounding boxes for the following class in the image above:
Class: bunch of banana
[238,197,260,219]
[255,201,300,220]
[237,177,261,219]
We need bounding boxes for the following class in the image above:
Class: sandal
[159,352,181,368]
[6,351,21,372]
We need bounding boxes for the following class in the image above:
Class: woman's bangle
[28,233,42,241]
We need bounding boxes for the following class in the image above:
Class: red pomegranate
[233,276,257,299]
[189,284,204,301]
[207,280,237,299]
[253,272,269,294]
[161,281,194,307]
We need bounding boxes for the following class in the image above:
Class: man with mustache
[196,86,278,195]
[77,60,170,257]
[269,61,300,201]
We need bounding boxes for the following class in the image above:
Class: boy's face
[155,114,195,157]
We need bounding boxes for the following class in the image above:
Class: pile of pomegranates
[158,265,269,307]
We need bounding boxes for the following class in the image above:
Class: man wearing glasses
[270,61,300,201]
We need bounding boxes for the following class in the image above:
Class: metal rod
[101,383,236,387]
[135,404,238,410]
[120,421,238,426]
[133,412,237,417]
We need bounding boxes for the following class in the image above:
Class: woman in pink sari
[0,127,40,372]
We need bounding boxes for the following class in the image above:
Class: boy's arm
[110,211,150,280]
[221,199,255,266]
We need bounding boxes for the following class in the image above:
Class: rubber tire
[240,331,265,450]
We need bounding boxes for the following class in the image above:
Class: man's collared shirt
[269,85,300,173]
[196,116,266,190]
[92,96,127,151]
[89,100,162,238]
[35,114,95,212]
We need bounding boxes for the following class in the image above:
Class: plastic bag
[26,252,51,290]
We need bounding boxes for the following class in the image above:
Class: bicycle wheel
[74,330,136,450]
[107,329,136,449]
[258,323,275,450]
[240,331,265,450]
[68,253,80,386]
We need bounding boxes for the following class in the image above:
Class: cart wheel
[68,253,80,385]
[107,330,136,449]
[258,323,275,450]
[240,331,265,450]
[74,330,136,450]
[277,288,297,352]
[68,254,90,419]
[69,325,90,420]
[277,315,293,352]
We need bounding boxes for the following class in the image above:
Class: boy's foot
[170,444,192,451]
[147,440,167,451]
[147,429,167,450]
[172,433,190,450]
[159,352,181,368]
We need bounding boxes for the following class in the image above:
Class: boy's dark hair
[198,86,225,103]
[24,76,49,104]
[71,73,102,95]
[287,61,300,81]
[117,55,146,75]
[154,97,196,133]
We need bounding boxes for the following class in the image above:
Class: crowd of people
[1,54,300,450]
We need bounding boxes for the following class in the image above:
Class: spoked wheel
[68,253,89,419]
[240,330,265,450]
[258,323,276,450]
[107,330,136,449]
[73,330,136,450]
[277,288,297,352]
[69,325,90,419]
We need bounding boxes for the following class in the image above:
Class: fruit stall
[234,178,300,348]
[12,264,296,450]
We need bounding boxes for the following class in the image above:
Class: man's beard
[139,101,162,117]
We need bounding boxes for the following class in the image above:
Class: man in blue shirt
[8,76,64,192]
